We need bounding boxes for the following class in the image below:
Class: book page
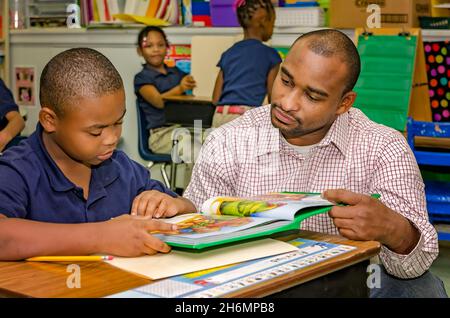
[153,213,276,239]
[201,193,333,221]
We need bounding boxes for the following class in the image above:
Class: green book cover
[154,193,340,250]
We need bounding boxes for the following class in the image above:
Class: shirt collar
[256,109,350,157]
[316,111,350,156]
[144,64,176,76]
[29,123,120,192]
[255,111,281,157]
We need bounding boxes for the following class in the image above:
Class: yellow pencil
[25,255,114,262]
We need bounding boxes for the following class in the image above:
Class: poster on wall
[424,41,450,122]
[14,66,36,107]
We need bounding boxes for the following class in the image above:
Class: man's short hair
[39,48,123,116]
[294,29,361,94]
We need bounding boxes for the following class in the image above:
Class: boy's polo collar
[29,124,120,192]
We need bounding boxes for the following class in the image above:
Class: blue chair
[136,103,177,190]
[407,117,450,241]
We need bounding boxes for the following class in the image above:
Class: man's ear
[39,107,59,133]
[336,91,357,116]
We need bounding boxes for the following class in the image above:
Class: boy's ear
[39,107,59,133]
[336,91,357,115]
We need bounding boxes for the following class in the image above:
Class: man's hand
[131,190,196,218]
[323,189,420,254]
[98,214,176,257]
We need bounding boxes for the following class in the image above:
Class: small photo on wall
[14,66,36,106]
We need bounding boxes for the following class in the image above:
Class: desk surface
[0,231,380,298]
[163,95,213,104]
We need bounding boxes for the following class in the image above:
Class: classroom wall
[9,27,310,167]
[9,28,446,168]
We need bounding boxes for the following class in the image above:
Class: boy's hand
[131,190,196,218]
[180,75,196,92]
[99,214,176,257]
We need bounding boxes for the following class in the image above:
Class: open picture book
[153,192,336,250]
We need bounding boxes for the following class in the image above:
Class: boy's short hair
[39,48,123,117]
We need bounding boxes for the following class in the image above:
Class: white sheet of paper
[106,239,297,280]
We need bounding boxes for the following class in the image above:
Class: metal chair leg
[170,161,177,191]
[160,163,171,189]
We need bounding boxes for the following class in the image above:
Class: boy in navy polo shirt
[0,78,25,152]
[0,48,196,261]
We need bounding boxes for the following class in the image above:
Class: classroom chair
[407,117,450,241]
[136,102,177,190]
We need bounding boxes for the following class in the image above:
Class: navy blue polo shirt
[217,39,282,107]
[0,124,177,223]
[134,64,187,129]
[0,78,19,130]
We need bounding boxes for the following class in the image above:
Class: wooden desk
[162,95,215,127]
[0,231,380,298]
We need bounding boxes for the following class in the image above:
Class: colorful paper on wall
[424,41,450,122]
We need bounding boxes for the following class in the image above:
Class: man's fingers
[331,217,354,230]
[322,189,365,206]
[328,206,356,219]
[338,228,359,241]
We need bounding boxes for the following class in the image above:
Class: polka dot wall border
[424,41,450,122]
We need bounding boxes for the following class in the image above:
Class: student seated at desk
[211,0,281,128]
[0,48,196,261]
[135,26,196,155]
[0,78,25,152]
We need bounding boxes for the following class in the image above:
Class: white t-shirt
[281,135,318,156]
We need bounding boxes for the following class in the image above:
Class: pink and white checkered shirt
[184,105,439,279]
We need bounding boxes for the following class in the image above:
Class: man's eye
[90,132,102,137]
[307,94,319,102]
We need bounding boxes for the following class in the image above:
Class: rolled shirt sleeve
[371,133,439,279]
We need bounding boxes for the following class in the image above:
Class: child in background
[0,78,25,152]
[135,26,196,154]
[0,48,197,261]
[212,0,282,127]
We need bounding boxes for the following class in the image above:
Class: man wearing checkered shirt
[184,30,447,298]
